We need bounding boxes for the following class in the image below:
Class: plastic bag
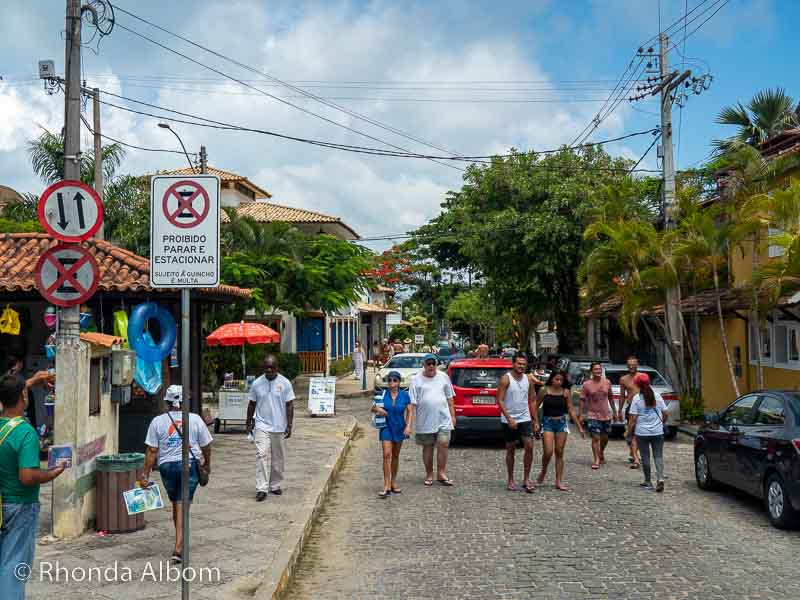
[114,310,130,348]
[0,306,21,335]
[133,331,162,395]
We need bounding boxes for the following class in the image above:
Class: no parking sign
[150,175,220,288]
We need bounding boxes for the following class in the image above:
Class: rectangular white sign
[150,175,220,288]
[308,376,336,416]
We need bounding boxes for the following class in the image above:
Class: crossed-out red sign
[35,244,100,308]
[162,180,210,229]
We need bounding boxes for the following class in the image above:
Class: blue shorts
[379,426,407,443]
[586,419,611,436]
[159,460,199,503]
[542,416,568,434]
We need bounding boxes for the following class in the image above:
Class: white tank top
[500,372,531,423]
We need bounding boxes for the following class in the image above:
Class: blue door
[297,317,324,352]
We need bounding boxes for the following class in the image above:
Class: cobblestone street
[287,406,800,599]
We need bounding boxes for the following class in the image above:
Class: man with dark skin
[246,355,295,501]
[496,353,539,492]
[619,356,642,468]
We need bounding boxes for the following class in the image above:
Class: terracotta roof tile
[157,166,272,198]
[0,233,250,300]
[236,201,340,224]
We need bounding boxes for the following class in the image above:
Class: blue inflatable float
[127,302,177,363]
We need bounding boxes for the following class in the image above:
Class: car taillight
[792,439,800,455]
[662,393,678,402]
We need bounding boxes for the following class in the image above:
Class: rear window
[386,356,425,369]
[450,368,507,389]
[604,369,668,387]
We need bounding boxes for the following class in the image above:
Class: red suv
[448,358,513,435]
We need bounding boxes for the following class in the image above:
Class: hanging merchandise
[169,343,179,369]
[44,333,57,359]
[127,302,177,363]
[0,305,21,335]
[114,310,130,348]
[44,306,57,329]
[133,331,163,395]
[79,311,94,330]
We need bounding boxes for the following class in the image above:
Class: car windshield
[437,347,454,357]
[385,356,426,369]
[450,368,507,389]
[604,369,668,387]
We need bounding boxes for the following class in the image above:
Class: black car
[694,390,800,529]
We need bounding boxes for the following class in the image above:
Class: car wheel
[213,418,221,434]
[694,448,716,490]
[765,473,799,529]
[664,427,678,441]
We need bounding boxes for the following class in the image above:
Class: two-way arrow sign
[38,180,103,242]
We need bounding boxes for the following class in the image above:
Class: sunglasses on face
[388,377,400,383]
[424,361,436,366]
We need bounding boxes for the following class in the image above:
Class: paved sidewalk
[29,400,358,600]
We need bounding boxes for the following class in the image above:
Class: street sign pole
[180,286,190,600]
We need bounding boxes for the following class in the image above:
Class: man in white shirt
[246,355,295,501]
[141,385,213,563]
[409,354,456,487]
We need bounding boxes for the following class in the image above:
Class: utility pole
[660,31,683,393]
[61,0,82,342]
[93,88,104,240]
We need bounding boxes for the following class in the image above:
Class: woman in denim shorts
[535,370,585,491]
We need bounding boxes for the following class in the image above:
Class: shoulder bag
[0,417,25,527]
[166,412,210,487]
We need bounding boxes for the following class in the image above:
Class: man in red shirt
[579,362,615,469]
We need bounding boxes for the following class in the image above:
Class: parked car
[436,344,465,368]
[694,391,800,529]
[373,353,442,391]
[571,364,680,439]
[449,358,513,436]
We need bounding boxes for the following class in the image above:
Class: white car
[572,364,680,439]
[374,353,442,391]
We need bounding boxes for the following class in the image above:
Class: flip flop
[437,478,455,487]
[591,464,600,470]
[423,479,434,487]
[555,483,570,492]
[378,490,391,498]
[391,487,402,494]
[507,482,519,491]
[523,484,536,494]
[630,463,640,470]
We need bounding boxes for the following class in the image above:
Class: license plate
[472,396,495,405]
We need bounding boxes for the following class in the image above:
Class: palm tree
[27,129,125,186]
[714,88,800,154]
[674,205,741,397]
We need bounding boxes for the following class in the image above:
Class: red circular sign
[34,245,100,308]
[162,180,210,229]
[37,180,104,242]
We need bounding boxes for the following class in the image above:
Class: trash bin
[96,453,146,533]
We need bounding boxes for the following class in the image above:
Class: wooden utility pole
[93,87,104,240]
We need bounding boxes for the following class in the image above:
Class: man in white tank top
[496,352,539,493]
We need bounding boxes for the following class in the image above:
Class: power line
[79,112,198,156]
[89,86,660,162]
[111,4,466,169]
[109,18,465,173]
[628,132,661,174]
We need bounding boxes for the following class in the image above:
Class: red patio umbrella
[206,321,281,379]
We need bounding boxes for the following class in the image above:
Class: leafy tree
[415,146,642,351]
[103,175,151,255]
[28,129,125,186]
[714,88,800,154]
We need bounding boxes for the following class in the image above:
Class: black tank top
[542,391,567,418]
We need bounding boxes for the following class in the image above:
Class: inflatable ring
[127,302,177,363]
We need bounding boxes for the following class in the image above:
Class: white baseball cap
[165,385,183,406]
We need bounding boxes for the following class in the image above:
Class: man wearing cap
[141,385,213,563]
[409,354,456,486]
[246,355,295,501]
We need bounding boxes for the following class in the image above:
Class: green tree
[415,146,644,351]
[714,88,800,154]
[28,130,125,186]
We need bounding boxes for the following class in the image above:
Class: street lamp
[157,122,196,173]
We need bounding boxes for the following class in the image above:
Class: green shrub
[202,343,300,389]
[680,393,705,421]
[329,357,353,377]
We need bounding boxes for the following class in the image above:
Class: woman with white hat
[139,385,213,563]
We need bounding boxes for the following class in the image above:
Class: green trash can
[96,453,146,533]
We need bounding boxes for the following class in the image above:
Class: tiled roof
[583,287,756,318]
[0,233,250,300]
[356,302,394,314]
[233,202,360,239]
[157,166,272,199]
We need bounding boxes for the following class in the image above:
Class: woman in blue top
[371,371,412,498]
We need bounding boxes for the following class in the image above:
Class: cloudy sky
[0,0,791,247]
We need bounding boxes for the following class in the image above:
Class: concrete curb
[253,416,359,600]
